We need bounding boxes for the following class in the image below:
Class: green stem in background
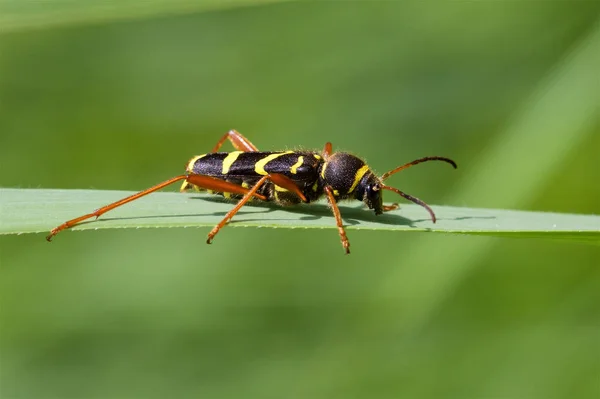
[0,0,292,34]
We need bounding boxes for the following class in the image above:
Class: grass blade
[1,188,598,243]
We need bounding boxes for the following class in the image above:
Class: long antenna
[380,156,456,181]
[381,185,437,223]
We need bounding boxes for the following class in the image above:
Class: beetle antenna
[381,185,437,223]
[380,157,457,181]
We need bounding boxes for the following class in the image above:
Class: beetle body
[181,151,324,205]
[181,150,386,214]
[46,130,457,254]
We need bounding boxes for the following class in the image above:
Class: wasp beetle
[47,130,457,253]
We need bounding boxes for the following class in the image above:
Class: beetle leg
[322,142,333,158]
[212,129,260,153]
[268,173,308,202]
[383,203,399,212]
[206,175,270,244]
[324,186,350,254]
[46,174,267,241]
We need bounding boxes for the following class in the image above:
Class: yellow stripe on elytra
[290,156,304,174]
[254,151,293,175]
[185,154,206,172]
[348,164,370,193]
[182,154,207,191]
[222,151,243,174]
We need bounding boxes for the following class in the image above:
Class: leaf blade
[1,189,598,243]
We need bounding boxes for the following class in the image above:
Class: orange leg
[268,173,307,202]
[206,175,269,244]
[186,174,267,200]
[46,174,267,241]
[322,142,333,158]
[205,173,309,243]
[324,186,350,254]
[383,203,399,212]
[212,129,260,153]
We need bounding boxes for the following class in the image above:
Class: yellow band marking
[222,151,243,174]
[313,154,322,160]
[186,154,206,173]
[333,189,340,196]
[312,181,319,192]
[254,151,293,175]
[290,156,304,174]
[241,182,250,189]
[348,165,370,193]
[274,185,288,192]
[223,192,232,199]
[320,161,328,179]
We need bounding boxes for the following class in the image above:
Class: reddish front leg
[383,203,399,212]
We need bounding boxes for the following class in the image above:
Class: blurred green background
[1,1,599,398]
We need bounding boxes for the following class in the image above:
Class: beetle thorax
[321,153,371,198]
